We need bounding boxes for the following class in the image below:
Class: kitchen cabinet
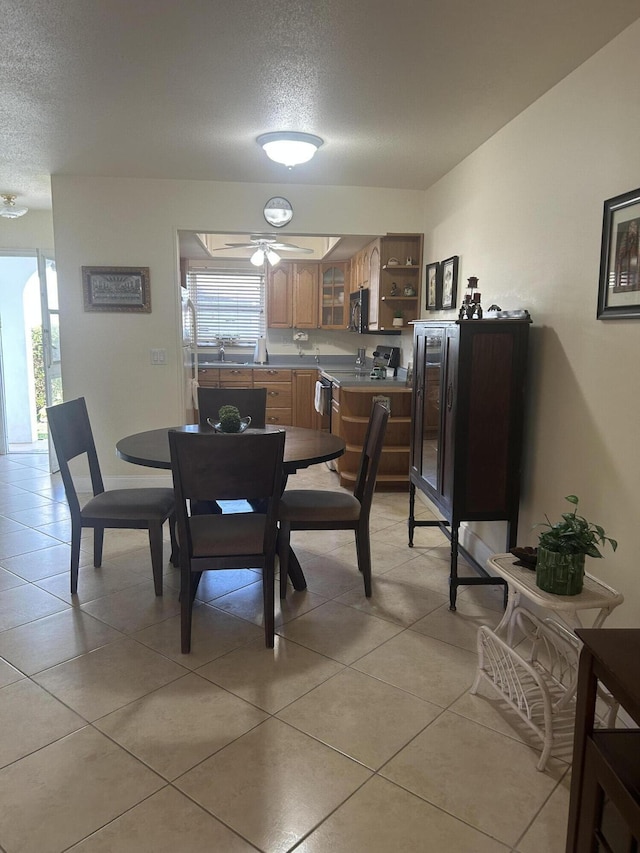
[266,262,320,329]
[409,319,531,610]
[253,368,292,425]
[567,629,640,853]
[292,369,319,429]
[320,263,347,329]
[350,240,375,293]
[197,367,220,387]
[292,263,319,329]
[218,367,253,388]
[267,264,293,328]
[333,385,412,491]
[368,243,381,329]
[331,385,341,436]
[369,234,423,332]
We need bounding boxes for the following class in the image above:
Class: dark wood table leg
[286,548,307,591]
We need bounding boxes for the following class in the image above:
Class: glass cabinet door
[421,329,444,490]
[321,264,345,328]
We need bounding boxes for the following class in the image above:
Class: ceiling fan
[210,234,314,266]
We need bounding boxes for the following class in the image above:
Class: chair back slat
[353,401,389,510]
[46,398,105,510]
[197,387,267,429]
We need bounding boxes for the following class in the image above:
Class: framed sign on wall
[82,267,151,313]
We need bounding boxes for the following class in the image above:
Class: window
[187,263,265,345]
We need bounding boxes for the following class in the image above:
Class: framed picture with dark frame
[82,266,151,313]
[597,187,640,319]
[426,262,440,310]
[440,255,459,310]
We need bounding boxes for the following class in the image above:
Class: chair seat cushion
[189,513,267,557]
[279,490,361,523]
[81,488,175,521]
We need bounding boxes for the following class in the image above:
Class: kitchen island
[321,368,412,491]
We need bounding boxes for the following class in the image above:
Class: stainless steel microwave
[349,288,369,333]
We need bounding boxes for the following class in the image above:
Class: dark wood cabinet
[409,319,531,609]
[567,629,640,853]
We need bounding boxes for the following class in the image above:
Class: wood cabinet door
[293,263,319,328]
[292,369,317,429]
[368,244,380,328]
[267,263,292,328]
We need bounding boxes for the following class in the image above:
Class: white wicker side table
[486,553,623,644]
[471,553,624,770]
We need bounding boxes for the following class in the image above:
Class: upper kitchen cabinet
[320,262,347,329]
[370,234,423,332]
[267,261,318,329]
[267,263,293,328]
[293,262,319,329]
[350,241,375,293]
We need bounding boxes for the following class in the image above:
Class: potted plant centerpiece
[392,309,404,327]
[535,495,617,595]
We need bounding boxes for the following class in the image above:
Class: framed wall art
[440,255,459,310]
[597,187,640,319]
[426,261,440,310]
[83,266,151,313]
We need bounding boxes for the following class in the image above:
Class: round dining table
[116,424,345,591]
[116,424,345,476]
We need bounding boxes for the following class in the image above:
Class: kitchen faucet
[218,340,225,362]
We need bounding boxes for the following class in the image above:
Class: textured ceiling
[2,0,639,211]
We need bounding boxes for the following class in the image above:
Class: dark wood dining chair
[197,386,267,428]
[46,397,177,596]
[195,386,269,514]
[169,429,285,651]
[278,400,389,599]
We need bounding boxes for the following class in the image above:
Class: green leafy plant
[536,495,617,558]
[218,405,241,433]
[393,309,403,318]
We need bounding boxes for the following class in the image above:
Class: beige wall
[49,177,424,483]
[420,20,640,625]
[0,211,54,251]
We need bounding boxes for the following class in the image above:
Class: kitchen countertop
[197,361,409,387]
[319,368,409,388]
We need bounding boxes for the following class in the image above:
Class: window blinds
[187,265,265,345]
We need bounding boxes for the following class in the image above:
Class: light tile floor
[0,453,572,852]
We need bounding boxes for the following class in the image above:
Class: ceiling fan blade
[271,244,314,253]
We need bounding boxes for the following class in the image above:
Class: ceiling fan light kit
[250,246,281,267]
[256,132,323,168]
[210,233,314,267]
[0,194,28,219]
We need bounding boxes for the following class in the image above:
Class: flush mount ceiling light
[256,132,324,168]
[0,194,28,219]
